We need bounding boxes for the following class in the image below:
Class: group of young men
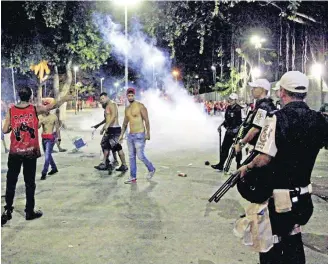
[92,87,156,184]
[1,86,157,226]
[212,71,328,264]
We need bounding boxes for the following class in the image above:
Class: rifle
[209,151,257,203]
[223,111,253,173]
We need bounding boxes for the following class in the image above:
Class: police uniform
[252,72,328,264]
[212,102,242,170]
[244,97,276,146]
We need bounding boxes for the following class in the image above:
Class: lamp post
[114,0,140,90]
[100,77,105,93]
[74,66,79,115]
[250,35,266,67]
[114,82,119,98]
[211,65,216,85]
[172,70,179,83]
[10,56,17,103]
[251,67,261,81]
[311,63,324,105]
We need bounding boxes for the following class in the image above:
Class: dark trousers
[42,139,57,175]
[5,155,37,213]
[217,132,242,169]
[259,233,305,264]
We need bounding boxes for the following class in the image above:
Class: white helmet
[229,93,238,100]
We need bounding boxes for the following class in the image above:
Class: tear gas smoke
[78,13,224,153]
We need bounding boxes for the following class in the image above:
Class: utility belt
[273,184,312,213]
[233,184,312,253]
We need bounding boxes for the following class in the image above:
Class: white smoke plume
[85,13,223,152]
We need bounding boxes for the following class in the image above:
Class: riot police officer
[238,71,328,264]
[234,79,276,154]
[211,93,242,171]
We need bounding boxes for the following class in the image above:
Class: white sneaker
[147,169,156,180]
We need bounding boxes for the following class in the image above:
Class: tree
[1,1,111,102]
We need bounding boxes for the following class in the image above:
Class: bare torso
[105,100,119,127]
[126,102,145,133]
[39,114,58,134]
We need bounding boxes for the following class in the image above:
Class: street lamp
[251,67,261,80]
[73,66,79,115]
[250,35,266,66]
[211,65,216,85]
[311,63,324,105]
[172,70,179,83]
[100,77,105,93]
[114,0,141,90]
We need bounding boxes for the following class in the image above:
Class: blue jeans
[42,139,57,175]
[127,132,155,179]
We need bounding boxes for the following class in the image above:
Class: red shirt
[9,105,41,159]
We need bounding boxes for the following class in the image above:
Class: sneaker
[147,169,156,179]
[48,169,58,175]
[116,165,128,172]
[94,163,108,170]
[25,210,43,221]
[124,178,137,184]
[41,173,47,180]
[1,208,13,226]
[211,164,223,171]
[59,148,67,152]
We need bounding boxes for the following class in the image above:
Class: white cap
[272,81,280,91]
[248,79,271,91]
[279,71,309,93]
[229,93,238,100]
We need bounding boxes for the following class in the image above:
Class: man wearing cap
[237,71,328,264]
[211,93,242,171]
[234,79,276,155]
[118,88,155,184]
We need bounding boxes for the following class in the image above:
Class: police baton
[217,123,224,156]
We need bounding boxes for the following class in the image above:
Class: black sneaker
[25,210,43,221]
[59,148,67,152]
[1,208,13,226]
[48,169,58,175]
[41,173,47,180]
[94,163,107,170]
[211,164,223,171]
[116,165,128,172]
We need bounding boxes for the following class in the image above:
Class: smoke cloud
[81,13,223,153]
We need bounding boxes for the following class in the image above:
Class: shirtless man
[118,88,155,184]
[38,103,60,180]
[53,107,67,152]
[93,92,128,174]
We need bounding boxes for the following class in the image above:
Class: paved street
[1,107,328,264]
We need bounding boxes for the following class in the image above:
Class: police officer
[211,93,242,171]
[237,71,328,264]
[234,79,276,154]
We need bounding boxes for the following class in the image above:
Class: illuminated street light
[211,65,216,85]
[311,63,323,78]
[114,0,141,90]
[250,35,266,66]
[172,70,179,82]
[251,67,261,80]
[311,63,325,105]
